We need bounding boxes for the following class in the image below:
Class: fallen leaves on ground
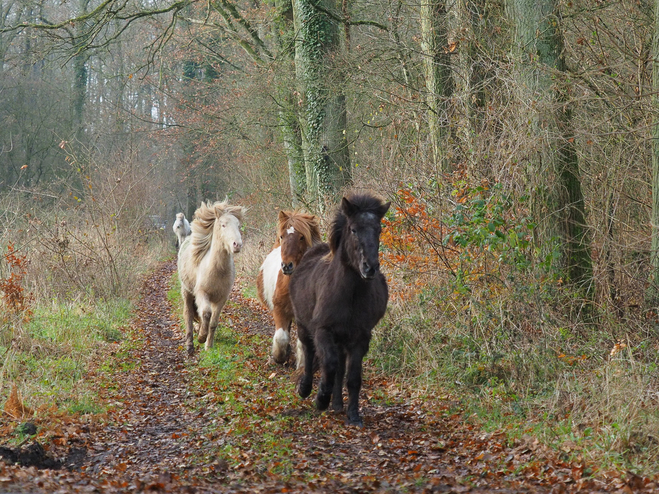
[0,260,655,493]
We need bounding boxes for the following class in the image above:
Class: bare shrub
[0,143,171,304]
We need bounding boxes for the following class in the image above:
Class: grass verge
[0,297,133,444]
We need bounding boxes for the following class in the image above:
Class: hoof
[332,401,344,413]
[198,332,208,344]
[297,378,312,399]
[186,343,195,356]
[346,415,363,427]
[272,350,289,365]
[272,329,290,364]
[315,394,330,411]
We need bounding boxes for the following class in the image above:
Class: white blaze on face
[287,226,295,235]
[259,246,281,310]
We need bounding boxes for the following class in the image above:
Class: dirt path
[0,260,654,492]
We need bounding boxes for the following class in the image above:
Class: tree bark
[273,0,306,206]
[650,0,659,299]
[420,0,453,174]
[73,0,91,143]
[509,0,592,292]
[292,0,351,209]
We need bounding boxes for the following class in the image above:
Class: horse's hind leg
[296,324,314,398]
[332,347,346,413]
[295,337,305,370]
[182,290,196,356]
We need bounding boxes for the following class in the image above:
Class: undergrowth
[0,148,172,427]
[371,181,659,475]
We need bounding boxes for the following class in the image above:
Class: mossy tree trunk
[273,0,306,206]
[292,0,351,209]
[509,0,592,292]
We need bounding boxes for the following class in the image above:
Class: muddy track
[0,260,653,493]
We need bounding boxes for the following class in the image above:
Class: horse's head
[333,194,390,280]
[176,212,185,222]
[277,211,320,275]
[211,202,245,254]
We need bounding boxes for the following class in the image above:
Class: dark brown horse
[289,193,390,426]
[257,210,321,366]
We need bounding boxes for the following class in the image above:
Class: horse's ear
[377,201,391,219]
[278,210,289,222]
[341,197,358,217]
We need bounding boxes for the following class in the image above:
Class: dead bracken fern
[0,242,33,320]
[3,383,33,419]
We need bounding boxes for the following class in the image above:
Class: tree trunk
[280,95,306,206]
[650,0,659,299]
[73,0,91,143]
[451,0,487,165]
[509,0,592,292]
[273,0,306,206]
[292,0,351,209]
[420,0,453,174]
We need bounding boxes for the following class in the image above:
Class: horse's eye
[350,228,357,235]
[279,235,283,239]
[300,235,304,241]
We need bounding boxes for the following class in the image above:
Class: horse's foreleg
[205,308,219,350]
[345,344,368,427]
[272,314,292,364]
[182,291,196,356]
[332,347,346,413]
[198,308,211,344]
[315,328,338,411]
[296,324,314,398]
[206,298,228,350]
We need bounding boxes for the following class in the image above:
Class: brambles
[380,182,535,302]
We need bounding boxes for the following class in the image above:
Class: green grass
[0,297,133,417]
[174,294,312,482]
[26,299,130,346]
[242,284,258,300]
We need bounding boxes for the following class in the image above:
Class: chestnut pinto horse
[257,211,321,366]
[289,194,390,426]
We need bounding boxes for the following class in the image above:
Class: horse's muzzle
[233,242,242,253]
[360,262,379,279]
[281,261,294,275]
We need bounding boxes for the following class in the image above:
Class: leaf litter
[0,260,656,492]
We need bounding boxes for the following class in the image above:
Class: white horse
[173,212,192,250]
[177,200,245,355]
